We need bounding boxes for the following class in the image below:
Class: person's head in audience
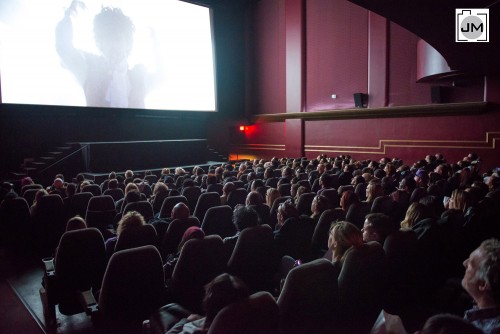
[311,195,329,220]
[246,191,263,206]
[400,202,428,229]
[246,172,257,183]
[351,175,365,187]
[384,163,396,177]
[232,206,260,232]
[222,182,236,197]
[417,314,483,334]
[250,179,264,192]
[21,176,34,188]
[171,202,190,220]
[415,168,428,187]
[108,178,119,189]
[66,215,87,231]
[108,171,116,180]
[277,199,298,229]
[362,213,393,244]
[264,167,274,180]
[153,182,168,197]
[281,166,294,180]
[52,177,65,191]
[161,168,171,176]
[202,273,250,330]
[340,189,359,212]
[116,211,145,236]
[328,221,363,263]
[80,180,92,189]
[294,186,309,204]
[33,189,48,206]
[124,189,142,205]
[447,189,472,213]
[182,178,195,189]
[178,226,205,252]
[290,183,300,199]
[366,179,383,202]
[206,174,217,186]
[399,175,417,194]
[362,172,373,183]
[462,239,500,332]
[317,163,326,175]
[124,182,139,194]
[124,170,134,180]
[65,183,77,198]
[319,173,332,189]
[116,174,125,184]
[486,173,500,192]
[75,173,85,185]
[175,167,187,176]
[266,188,280,208]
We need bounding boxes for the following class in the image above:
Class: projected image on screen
[0,0,216,111]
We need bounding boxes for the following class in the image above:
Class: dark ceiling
[347,0,500,74]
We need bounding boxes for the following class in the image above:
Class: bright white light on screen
[0,0,216,111]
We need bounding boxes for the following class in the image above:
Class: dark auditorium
[1,0,500,333]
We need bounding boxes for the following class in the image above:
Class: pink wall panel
[388,23,431,106]
[246,0,286,115]
[305,0,368,111]
[237,0,500,171]
[304,108,500,170]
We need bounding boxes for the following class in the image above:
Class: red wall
[234,0,500,171]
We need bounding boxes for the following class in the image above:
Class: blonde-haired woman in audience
[104,211,145,258]
[447,189,471,213]
[161,168,171,176]
[365,179,384,203]
[175,167,187,176]
[400,202,428,230]
[266,188,281,208]
[328,221,363,264]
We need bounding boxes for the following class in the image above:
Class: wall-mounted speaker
[353,93,368,108]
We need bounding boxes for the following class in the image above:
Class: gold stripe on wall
[231,144,286,151]
[304,132,500,155]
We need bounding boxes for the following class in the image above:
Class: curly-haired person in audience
[223,206,260,259]
[462,239,500,334]
[104,211,145,258]
[167,273,249,334]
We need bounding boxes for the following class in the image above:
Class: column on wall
[284,0,305,157]
[367,11,389,108]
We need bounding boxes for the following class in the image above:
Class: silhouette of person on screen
[56,1,160,108]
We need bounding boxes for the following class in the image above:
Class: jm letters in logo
[456,9,489,42]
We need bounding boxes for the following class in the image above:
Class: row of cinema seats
[1,177,320,257]
[40,223,393,334]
